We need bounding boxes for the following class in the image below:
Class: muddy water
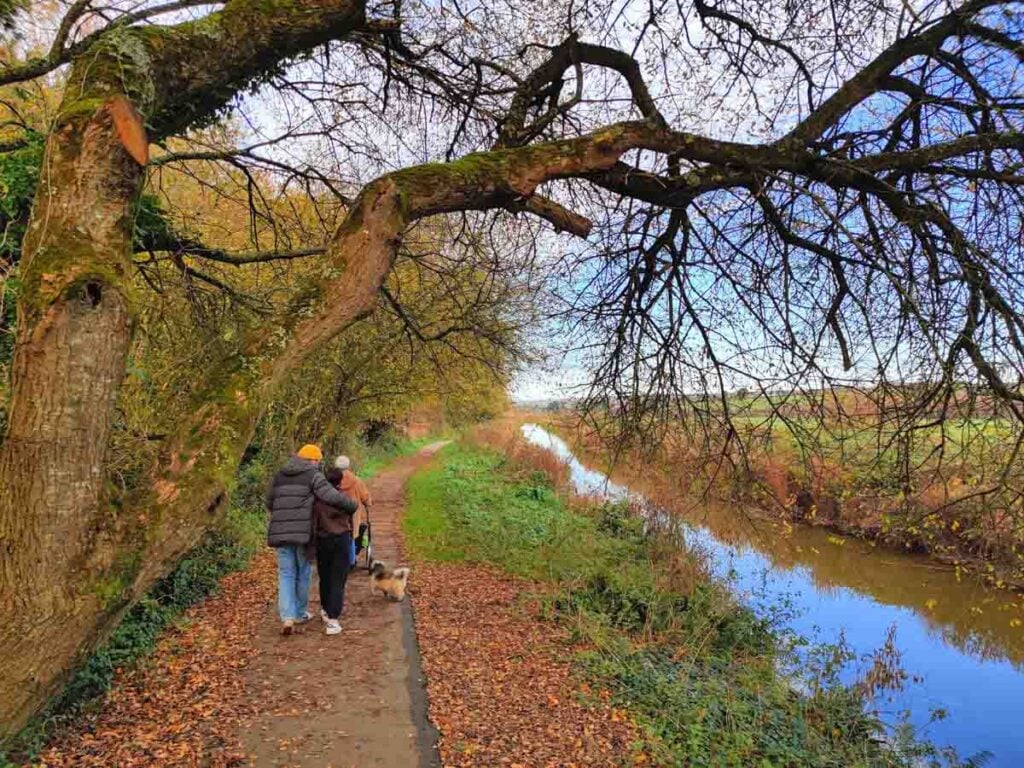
[522,423,1024,765]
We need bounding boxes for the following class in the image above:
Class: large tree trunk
[0,81,145,731]
[0,2,376,739]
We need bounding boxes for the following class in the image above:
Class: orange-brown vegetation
[542,410,1024,589]
[465,416,572,492]
[410,561,642,767]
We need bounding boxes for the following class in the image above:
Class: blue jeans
[276,545,312,622]
[348,537,357,567]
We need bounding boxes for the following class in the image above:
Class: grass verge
[404,440,968,767]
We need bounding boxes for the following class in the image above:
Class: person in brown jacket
[334,455,372,570]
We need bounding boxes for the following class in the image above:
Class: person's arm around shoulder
[312,470,358,514]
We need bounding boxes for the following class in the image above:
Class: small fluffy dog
[370,560,411,601]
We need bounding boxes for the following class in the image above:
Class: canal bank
[522,423,1024,766]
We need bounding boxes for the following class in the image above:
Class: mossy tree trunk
[0,53,150,734]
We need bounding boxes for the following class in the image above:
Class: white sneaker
[281,619,295,636]
[324,619,342,635]
[320,608,328,622]
[299,610,313,623]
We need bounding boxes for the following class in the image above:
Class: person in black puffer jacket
[266,444,356,634]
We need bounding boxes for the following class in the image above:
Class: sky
[510,362,589,402]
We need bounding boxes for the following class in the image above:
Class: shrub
[593,500,646,544]
[556,570,690,636]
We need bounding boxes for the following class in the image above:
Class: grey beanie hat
[334,455,351,470]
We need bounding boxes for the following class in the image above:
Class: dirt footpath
[237,443,446,768]
[33,440,643,768]
[32,445,444,768]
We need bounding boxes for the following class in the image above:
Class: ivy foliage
[0,133,181,267]
[0,137,183,440]
[0,131,42,264]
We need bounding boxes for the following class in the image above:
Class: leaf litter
[32,474,640,766]
[33,552,278,767]
[408,560,643,767]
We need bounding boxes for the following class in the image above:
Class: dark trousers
[316,532,351,620]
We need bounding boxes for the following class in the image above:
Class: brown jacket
[339,470,372,532]
[314,496,353,538]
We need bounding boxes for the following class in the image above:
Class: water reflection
[522,423,1024,765]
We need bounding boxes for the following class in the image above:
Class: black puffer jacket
[265,457,357,547]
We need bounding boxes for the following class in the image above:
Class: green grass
[403,441,962,767]
[405,445,619,580]
[358,433,440,479]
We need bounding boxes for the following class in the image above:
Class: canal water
[521,423,1024,765]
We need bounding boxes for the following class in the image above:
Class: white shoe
[324,619,342,635]
[320,608,328,622]
[299,610,313,623]
[281,619,295,636]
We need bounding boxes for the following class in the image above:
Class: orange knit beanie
[297,444,323,461]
